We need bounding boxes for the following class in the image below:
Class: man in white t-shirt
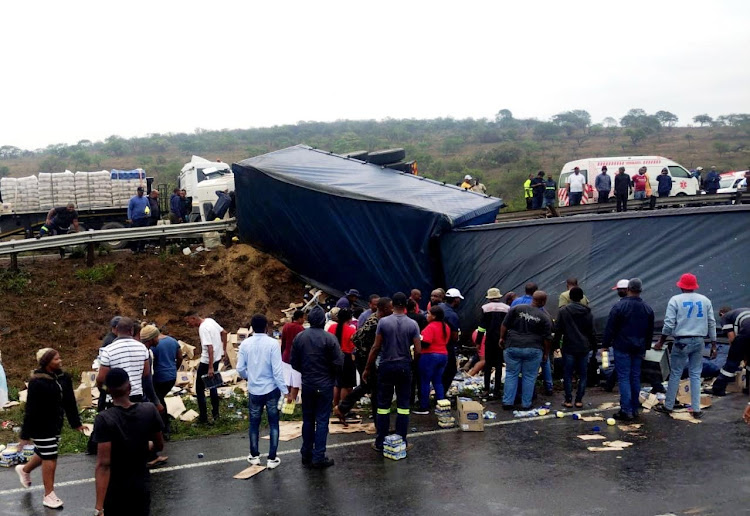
[185,313,227,424]
[566,167,587,206]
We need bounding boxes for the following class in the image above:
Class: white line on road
[0,405,617,496]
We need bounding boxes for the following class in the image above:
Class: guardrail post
[10,253,18,271]
[86,242,95,267]
[159,236,167,250]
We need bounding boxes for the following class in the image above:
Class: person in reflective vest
[543,177,557,208]
[523,174,533,210]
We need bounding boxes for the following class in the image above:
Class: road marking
[0,405,617,496]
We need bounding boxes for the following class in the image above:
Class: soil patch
[0,244,307,387]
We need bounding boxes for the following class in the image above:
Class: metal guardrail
[497,191,745,222]
[0,219,235,256]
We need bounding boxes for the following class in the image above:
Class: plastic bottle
[602,350,610,369]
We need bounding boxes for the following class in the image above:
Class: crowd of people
[13,275,749,513]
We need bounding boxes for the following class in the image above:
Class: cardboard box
[644,349,670,381]
[676,380,712,408]
[237,328,250,340]
[81,371,98,388]
[457,399,484,432]
[74,385,93,410]
[175,371,194,388]
[226,343,238,369]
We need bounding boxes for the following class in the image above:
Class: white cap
[696,167,703,171]
[464,175,472,180]
[445,288,464,299]
[611,279,629,290]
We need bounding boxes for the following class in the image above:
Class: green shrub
[74,263,117,284]
[0,270,30,294]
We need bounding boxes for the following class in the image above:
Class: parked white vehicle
[178,156,234,221]
[717,171,748,193]
[557,156,699,206]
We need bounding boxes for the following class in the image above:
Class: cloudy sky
[3,0,749,149]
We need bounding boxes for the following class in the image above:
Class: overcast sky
[3,0,749,150]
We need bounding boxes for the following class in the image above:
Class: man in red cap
[653,273,716,419]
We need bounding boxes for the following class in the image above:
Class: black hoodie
[290,306,344,390]
[553,302,597,354]
[21,369,81,440]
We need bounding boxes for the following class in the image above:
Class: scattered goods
[606,418,616,426]
[577,435,606,441]
[234,465,266,479]
[383,434,407,461]
[435,399,455,428]
[457,399,484,432]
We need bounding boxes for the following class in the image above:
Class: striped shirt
[99,338,149,396]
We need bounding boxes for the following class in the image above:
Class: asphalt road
[1,391,748,516]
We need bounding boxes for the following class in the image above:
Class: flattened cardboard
[179,409,199,422]
[670,411,702,423]
[579,416,604,422]
[74,385,92,410]
[577,434,606,441]
[261,421,303,441]
[19,390,28,403]
[676,380,712,408]
[726,365,747,394]
[234,465,265,479]
[165,396,186,419]
[81,371,98,388]
[178,340,195,360]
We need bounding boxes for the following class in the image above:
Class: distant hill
[1,113,748,211]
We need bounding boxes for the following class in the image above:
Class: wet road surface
[1,391,748,516]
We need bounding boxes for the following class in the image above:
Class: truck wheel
[675,192,687,197]
[100,222,126,250]
[367,148,406,165]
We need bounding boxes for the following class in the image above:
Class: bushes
[74,263,117,284]
[0,270,30,294]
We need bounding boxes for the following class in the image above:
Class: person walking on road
[93,368,164,516]
[364,292,421,451]
[602,278,655,421]
[237,314,289,469]
[291,306,343,469]
[707,307,750,396]
[653,274,716,419]
[184,313,227,424]
[566,167,586,206]
[127,186,151,253]
[657,168,673,198]
[554,288,597,408]
[439,288,463,395]
[474,288,510,399]
[147,326,182,440]
[335,297,393,422]
[500,291,553,410]
[595,166,611,203]
[17,348,85,509]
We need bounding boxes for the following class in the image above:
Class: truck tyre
[366,148,406,165]
[100,222,126,250]
[344,150,369,161]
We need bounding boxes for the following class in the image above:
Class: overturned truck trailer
[441,205,750,336]
[232,145,504,300]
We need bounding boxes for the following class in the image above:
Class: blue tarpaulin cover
[233,145,504,300]
[440,205,750,337]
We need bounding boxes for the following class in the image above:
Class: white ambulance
[557,156,699,206]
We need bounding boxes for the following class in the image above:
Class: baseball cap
[445,288,464,300]
[611,279,629,290]
[696,167,703,171]
[464,174,472,180]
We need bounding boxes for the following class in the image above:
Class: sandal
[563,401,573,408]
[575,402,584,408]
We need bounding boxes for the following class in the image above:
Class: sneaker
[652,405,672,415]
[371,442,383,453]
[412,409,429,415]
[15,465,30,488]
[611,411,633,421]
[266,457,281,469]
[247,454,261,465]
[43,492,63,509]
[311,457,335,469]
[692,411,703,420]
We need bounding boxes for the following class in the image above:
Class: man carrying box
[653,273,716,419]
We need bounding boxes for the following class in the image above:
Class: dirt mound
[0,245,308,387]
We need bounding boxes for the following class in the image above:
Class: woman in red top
[414,306,450,414]
[328,309,357,407]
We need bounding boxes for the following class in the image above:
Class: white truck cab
[557,156,699,206]
[178,156,234,221]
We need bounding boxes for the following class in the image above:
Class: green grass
[74,263,117,284]
[0,270,31,294]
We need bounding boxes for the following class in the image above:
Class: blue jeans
[503,347,543,408]
[542,197,555,208]
[634,190,646,200]
[665,338,703,412]
[540,356,553,391]
[376,361,412,448]
[249,388,281,460]
[569,192,583,205]
[563,351,590,402]
[418,353,448,410]
[301,385,333,464]
[613,349,643,417]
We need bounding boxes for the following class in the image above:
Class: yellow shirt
[524,179,533,198]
